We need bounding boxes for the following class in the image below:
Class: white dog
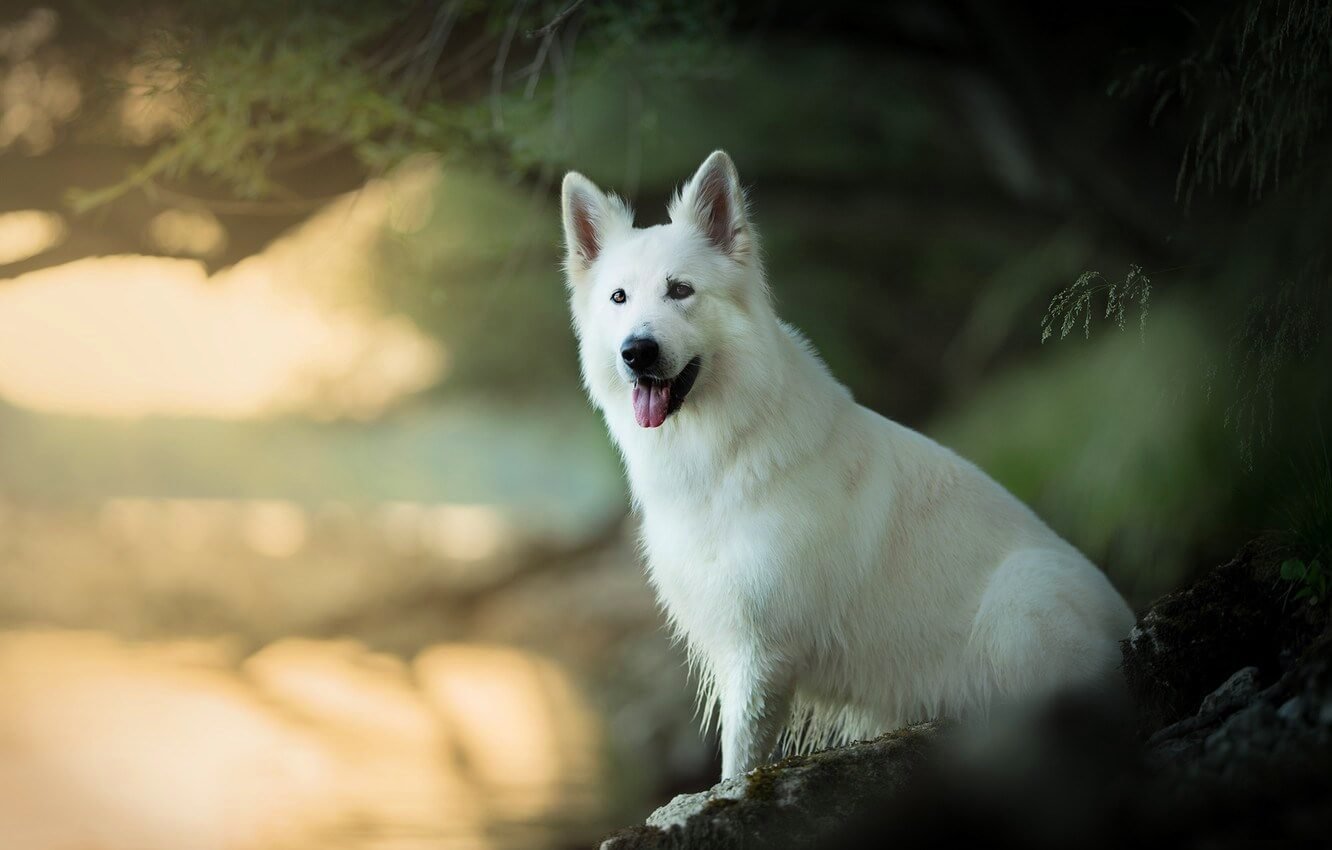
[560,150,1135,780]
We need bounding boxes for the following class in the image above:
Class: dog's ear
[562,172,632,280]
[670,150,751,261]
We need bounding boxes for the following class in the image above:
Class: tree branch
[524,0,585,40]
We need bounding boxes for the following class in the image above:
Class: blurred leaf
[1281,558,1308,581]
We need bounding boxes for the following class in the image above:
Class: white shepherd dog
[560,150,1135,780]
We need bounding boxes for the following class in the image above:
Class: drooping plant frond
[1041,264,1153,343]
[1112,0,1332,204]
[1211,277,1322,468]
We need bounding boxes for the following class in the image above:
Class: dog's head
[561,150,760,429]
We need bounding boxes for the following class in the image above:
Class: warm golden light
[386,157,437,234]
[0,255,443,419]
[118,58,190,145]
[416,644,603,820]
[421,504,507,561]
[240,500,308,559]
[146,208,226,258]
[375,501,511,566]
[0,631,605,850]
[0,631,338,850]
[0,8,58,62]
[0,161,447,420]
[97,498,509,565]
[0,209,65,265]
[0,55,81,153]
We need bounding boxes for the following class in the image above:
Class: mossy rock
[600,722,944,850]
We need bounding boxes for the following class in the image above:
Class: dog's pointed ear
[562,172,632,281]
[670,150,751,261]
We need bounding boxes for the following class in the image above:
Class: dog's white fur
[560,151,1135,779]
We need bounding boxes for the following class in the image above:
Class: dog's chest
[641,506,770,642]
[636,484,826,652]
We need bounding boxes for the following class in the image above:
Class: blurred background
[0,1,1328,848]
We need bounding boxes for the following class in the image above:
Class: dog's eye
[667,280,694,300]
[610,289,626,304]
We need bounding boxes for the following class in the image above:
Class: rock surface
[1120,540,1325,731]
[600,722,943,850]
[601,541,1332,848]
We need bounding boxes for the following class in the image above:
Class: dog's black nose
[621,337,660,373]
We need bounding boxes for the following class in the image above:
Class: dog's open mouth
[632,356,701,428]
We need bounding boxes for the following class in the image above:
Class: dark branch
[524,0,585,40]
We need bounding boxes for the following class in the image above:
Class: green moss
[702,795,740,813]
[743,760,796,803]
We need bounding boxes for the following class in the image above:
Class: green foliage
[1049,0,1332,470]
[1209,279,1322,467]
[1040,265,1152,343]
[68,0,744,210]
[72,1,425,208]
[1280,558,1327,607]
[939,306,1227,603]
[1280,427,1332,565]
[1042,263,1323,469]
[373,163,572,392]
[1112,0,1332,204]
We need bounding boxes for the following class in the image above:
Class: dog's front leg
[719,667,792,779]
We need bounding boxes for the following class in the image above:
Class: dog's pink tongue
[632,380,671,428]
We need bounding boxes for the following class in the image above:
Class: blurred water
[0,631,605,850]
[0,487,706,850]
